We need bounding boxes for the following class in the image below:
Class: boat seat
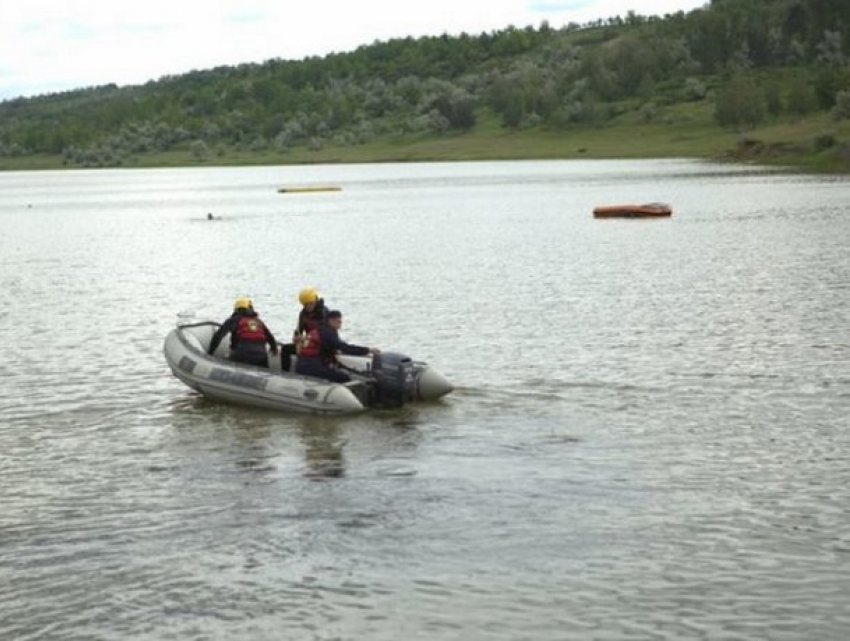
[268,350,284,374]
[182,331,205,353]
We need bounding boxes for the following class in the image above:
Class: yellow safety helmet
[233,297,253,310]
[298,287,319,305]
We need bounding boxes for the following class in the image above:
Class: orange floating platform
[593,202,672,218]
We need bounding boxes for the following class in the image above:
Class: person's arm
[208,318,233,355]
[326,326,371,357]
[316,325,360,358]
[294,309,306,337]
[264,323,279,355]
[338,340,371,356]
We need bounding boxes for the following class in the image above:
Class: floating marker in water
[277,186,342,193]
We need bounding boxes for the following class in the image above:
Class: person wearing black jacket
[296,310,380,383]
[281,286,329,371]
[208,297,278,368]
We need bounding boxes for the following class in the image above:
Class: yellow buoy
[277,186,342,194]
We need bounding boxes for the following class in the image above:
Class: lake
[1,160,848,640]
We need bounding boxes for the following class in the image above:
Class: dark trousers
[296,356,351,383]
[231,344,269,368]
[280,343,297,371]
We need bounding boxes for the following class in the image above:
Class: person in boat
[295,287,329,336]
[208,297,279,368]
[295,310,380,383]
[281,286,329,371]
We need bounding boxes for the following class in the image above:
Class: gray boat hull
[164,322,365,414]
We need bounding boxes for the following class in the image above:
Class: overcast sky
[1,0,706,100]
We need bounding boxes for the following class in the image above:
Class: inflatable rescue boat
[163,321,453,414]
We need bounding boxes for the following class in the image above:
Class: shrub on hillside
[833,90,850,121]
[814,134,837,151]
[787,78,818,116]
[714,75,765,129]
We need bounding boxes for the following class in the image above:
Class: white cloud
[0,0,705,99]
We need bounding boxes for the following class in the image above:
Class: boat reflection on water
[300,420,347,479]
[297,411,425,480]
[164,389,426,483]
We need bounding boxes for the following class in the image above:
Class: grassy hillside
[2,1,850,172]
[3,104,847,172]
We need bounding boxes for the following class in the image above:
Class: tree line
[1,0,849,167]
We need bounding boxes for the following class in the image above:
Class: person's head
[326,310,342,329]
[298,287,319,310]
[233,297,254,313]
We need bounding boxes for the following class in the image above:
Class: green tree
[786,77,818,115]
[714,74,765,129]
[764,81,783,116]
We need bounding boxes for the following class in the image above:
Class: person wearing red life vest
[208,297,279,368]
[281,286,330,371]
[296,310,380,383]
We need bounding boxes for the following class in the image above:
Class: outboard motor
[370,352,416,408]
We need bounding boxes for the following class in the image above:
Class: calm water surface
[1,160,848,640]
